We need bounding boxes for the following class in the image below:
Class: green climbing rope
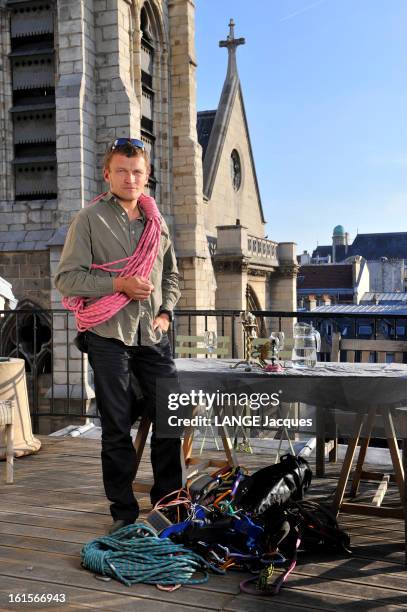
[81,522,220,587]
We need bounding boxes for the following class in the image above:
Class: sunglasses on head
[110,138,145,150]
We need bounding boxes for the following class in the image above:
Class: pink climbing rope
[62,192,162,332]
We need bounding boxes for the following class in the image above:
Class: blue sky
[195,0,407,255]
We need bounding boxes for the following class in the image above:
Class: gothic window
[140,5,156,195]
[7,0,57,200]
[230,149,242,191]
[0,301,52,373]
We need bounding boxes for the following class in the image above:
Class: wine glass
[204,331,217,355]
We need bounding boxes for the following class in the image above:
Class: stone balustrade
[247,235,279,263]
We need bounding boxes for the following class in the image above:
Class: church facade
[0,1,297,418]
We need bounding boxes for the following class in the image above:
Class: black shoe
[107,519,134,535]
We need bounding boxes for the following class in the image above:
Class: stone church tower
[0,1,297,429]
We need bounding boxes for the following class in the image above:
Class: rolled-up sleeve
[54,212,114,298]
[161,238,181,311]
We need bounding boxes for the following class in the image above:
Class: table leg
[328,424,338,463]
[183,426,194,462]
[316,405,325,478]
[219,425,239,467]
[332,411,365,516]
[403,437,407,565]
[350,406,376,497]
[382,409,405,501]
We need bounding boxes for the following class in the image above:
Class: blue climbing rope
[81,522,223,587]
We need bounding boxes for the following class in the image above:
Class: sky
[195,0,407,255]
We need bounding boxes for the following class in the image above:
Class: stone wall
[55,0,98,225]
[367,259,404,293]
[0,251,51,308]
[169,0,216,320]
[0,5,13,205]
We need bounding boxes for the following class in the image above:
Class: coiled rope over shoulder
[81,523,221,587]
[62,193,162,332]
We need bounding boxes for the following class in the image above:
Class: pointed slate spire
[201,19,264,223]
[219,18,245,79]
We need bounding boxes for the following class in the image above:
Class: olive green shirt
[54,192,181,346]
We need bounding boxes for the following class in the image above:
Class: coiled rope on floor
[81,523,221,587]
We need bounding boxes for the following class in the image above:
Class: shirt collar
[106,191,146,223]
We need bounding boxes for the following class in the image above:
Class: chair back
[330,332,407,363]
[252,337,294,362]
[175,335,230,358]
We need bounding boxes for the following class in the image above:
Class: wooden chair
[0,400,14,484]
[330,332,407,510]
[174,335,237,465]
[251,336,295,364]
[331,333,407,364]
[175,335,230,358]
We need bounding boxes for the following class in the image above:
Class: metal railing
[1,308,407,433]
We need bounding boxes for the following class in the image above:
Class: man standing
[55,138,183,533]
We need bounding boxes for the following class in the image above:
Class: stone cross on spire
[219,18,245,78]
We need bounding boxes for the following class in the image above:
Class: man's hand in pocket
[153,313,170,332]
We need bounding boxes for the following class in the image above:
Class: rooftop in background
[350,233,407,260]
[313,232,407,262]
[298,264,353,291]
[361,292,407,304]
[312,303,407,315]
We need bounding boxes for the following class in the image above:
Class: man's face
[104,153,149,202]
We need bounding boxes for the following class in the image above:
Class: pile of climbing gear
[81,454,351,596]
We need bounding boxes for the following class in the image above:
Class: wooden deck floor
[1,436,407,611]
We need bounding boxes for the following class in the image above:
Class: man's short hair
[103,141,151,174]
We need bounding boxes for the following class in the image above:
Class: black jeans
[87,331,183,521]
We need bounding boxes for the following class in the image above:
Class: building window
[230,149,242,191]
[8,0,57,200]
[380,320,394,338]
[385,353,395,364]
[357,323,373,338]
[396,324,407,338]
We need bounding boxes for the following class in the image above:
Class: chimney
[307,295,317,311]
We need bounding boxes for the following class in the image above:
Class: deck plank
[0,576,213,612]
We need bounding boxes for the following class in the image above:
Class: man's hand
[114,276,154,300]
[153,313,170,333]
